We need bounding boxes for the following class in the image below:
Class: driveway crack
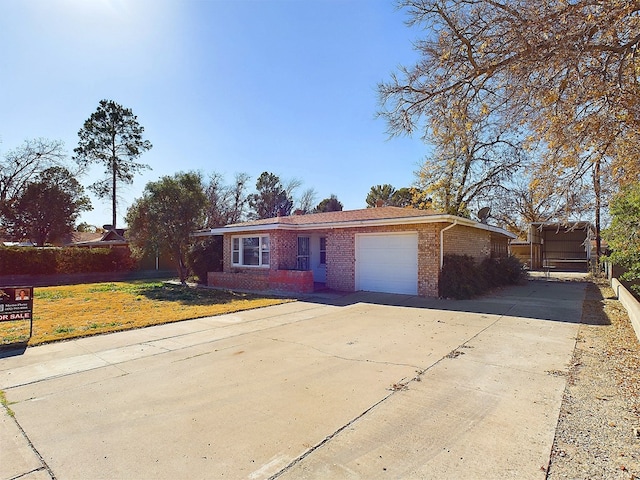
[269,313,508,479]
[266,337,424,370]
[4,405,56,479]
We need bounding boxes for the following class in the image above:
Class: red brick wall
[208,270,269,291]
[215,222,500,297]
[208,269,313,294]
[270,230,297,270]
[325,224,443,297]
[326,229,355,292]
[268,269,314,293]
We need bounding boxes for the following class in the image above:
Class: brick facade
[442,224,491,261]
[208,269,314,294]
[212,220,506,297]
[323,223,444,296]
[216,229,316,294]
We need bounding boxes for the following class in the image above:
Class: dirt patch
[547,279,640,480]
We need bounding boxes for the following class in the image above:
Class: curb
[611,278,640,343]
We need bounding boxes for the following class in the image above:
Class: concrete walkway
[1,279,585,479]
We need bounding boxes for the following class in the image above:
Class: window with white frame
[232,236,270,267]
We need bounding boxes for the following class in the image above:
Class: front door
[297,236,310,271]
[297,235,327,283]
[314,236,327,283]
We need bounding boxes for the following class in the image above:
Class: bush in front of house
[440,254,526,299]
[480,255,528,287]
[0,246,135,275]
[186,236,223,284]
[439,254,486,299]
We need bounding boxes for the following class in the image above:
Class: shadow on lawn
[134,282,269,306]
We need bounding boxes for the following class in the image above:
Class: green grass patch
[0,279,292,346]
[0,390,15,417]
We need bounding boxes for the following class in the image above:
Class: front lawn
[0,280,292,346]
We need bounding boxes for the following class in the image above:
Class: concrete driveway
[1,279,585,479]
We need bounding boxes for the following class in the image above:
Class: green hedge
[0,246,136,275]
[440,254,526,299]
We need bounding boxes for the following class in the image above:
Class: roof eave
[191,214,508,236]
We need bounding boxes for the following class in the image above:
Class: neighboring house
[65,229,127,248]
[511,222,594,272]
[194,206,516,297]
[67,228,173,271]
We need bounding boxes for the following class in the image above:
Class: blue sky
[1,0,428,227]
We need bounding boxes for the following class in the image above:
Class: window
[319,237,327,265]
[232,236,270,267]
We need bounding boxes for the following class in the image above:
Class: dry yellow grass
[0,280,292,346]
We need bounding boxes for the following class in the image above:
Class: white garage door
[355,233,418,295]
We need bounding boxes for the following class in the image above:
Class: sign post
[0,286,34,341]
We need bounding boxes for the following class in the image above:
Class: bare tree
[297,187,318,214]
[491,175,591,237]
[379,0,640,260]
[413,99,524,217]
[0,138,67,205]
[204,172,250,227]
[227,172,250,224]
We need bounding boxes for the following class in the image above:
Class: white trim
[193,214,516,239]
[231,234,270,268]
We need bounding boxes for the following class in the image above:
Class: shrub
[0,246,135,275]
[440,254,525,299]
[186,236,223,284]
[480,255,527,288]
[439,254,484,299]
[0,247,57,275]
[496,255,527,285]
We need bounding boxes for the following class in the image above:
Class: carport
[526,222,594,272]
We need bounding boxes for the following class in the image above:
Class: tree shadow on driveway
[298,278,604,326]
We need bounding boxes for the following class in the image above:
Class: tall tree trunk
[593,159,601,273]
[112,157,117,229]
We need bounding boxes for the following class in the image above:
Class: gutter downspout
[440,220,458,268]
[529,224,533,270]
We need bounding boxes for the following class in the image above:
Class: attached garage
[200,206,516,297]
[355,232,419,295]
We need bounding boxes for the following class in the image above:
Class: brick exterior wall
[418,225,441,297]
[442,224,491,261]
[271,230,298,270]
[490,232,510,258]
[326,229,355,293]
[208,269,313,294]
[325,224,443,297]
[209,270,269,291]
[213,222,501,297]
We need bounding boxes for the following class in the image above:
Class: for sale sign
[0,286,34,323]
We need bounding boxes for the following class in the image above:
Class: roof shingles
[227,206,438,227]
